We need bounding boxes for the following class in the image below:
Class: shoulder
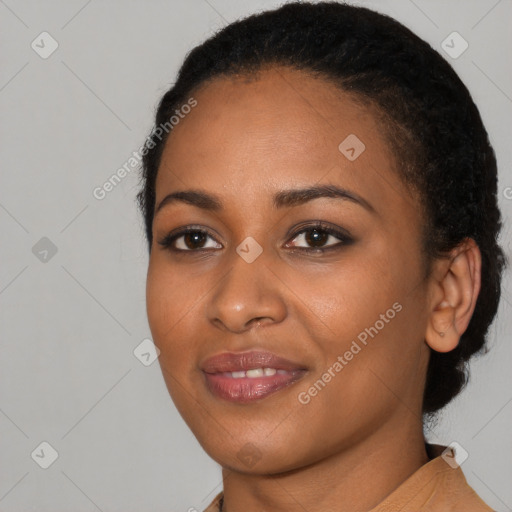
[371,444,494,511]
[405,444,494,511]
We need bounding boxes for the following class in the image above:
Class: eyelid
[157,224,223,251]
[284,221,353,251]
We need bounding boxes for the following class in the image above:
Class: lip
[201,350,308,403]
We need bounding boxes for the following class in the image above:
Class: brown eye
[158,227,222,252]
[287,224,351,251]
[182,232,207,249]
[304,229,330,247]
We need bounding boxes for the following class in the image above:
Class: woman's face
[146,67,433,473]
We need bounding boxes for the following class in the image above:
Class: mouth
[201,350,308,403]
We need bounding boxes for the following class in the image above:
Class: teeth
[226,368,284,378]
[246,368,264,378]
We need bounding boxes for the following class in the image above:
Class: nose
[205,249,287,333]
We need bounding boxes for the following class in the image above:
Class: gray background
[1,0,511,511]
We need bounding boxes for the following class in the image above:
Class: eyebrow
[154,184,376,215]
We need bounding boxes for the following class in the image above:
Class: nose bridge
[206,244,287,332]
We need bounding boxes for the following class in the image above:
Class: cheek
[146,260,197,362]
[146,261,205,415]
[294,247,423,387]
[293,251,399,341]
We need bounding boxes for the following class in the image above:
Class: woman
[137,2,506,510]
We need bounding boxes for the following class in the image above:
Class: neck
[221,414,429,512]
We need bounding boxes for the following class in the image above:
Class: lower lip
[203,371,306,403]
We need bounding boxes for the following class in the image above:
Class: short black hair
[137,1,507,415]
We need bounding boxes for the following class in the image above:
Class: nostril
[252,318,268,328]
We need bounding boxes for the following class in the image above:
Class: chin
[192,427,319,475]
[208,447,305,475]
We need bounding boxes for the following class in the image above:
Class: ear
[425,238,482,353]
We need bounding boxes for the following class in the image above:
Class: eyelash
[157,221,353,254]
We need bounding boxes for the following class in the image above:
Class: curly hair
[136,1,507,415]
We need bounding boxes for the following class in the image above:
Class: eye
[157,222,353,254]
[285,222,353,252]
[158,226,222,252]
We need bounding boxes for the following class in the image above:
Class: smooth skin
[146,66,481,511]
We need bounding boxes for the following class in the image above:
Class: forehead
[155,66,413,216]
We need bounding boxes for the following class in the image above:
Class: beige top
[203,445,494,511]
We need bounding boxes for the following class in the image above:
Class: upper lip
[201,350,307,373]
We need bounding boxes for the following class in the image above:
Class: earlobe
[426,298,459,353]
[425,238,482,353]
